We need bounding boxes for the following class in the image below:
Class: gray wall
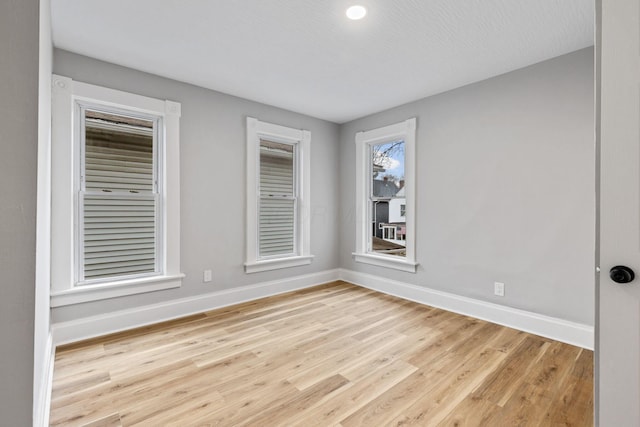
[52,47,594,328]
[339,48,595,325]
[0,0,40,423]
[52,50,341,322]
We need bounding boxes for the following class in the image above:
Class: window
[50,75,183,306]
[371,141,406,256]
[79,108,159,283]
[354,118,417,272]
[259,140,296,256]
[245,117,312,273]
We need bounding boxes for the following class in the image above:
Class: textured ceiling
[51,0,594,123]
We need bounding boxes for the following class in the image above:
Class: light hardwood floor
[50,281,593,426]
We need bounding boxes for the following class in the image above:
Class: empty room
[2,0,639,426]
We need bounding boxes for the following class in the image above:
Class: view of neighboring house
[372,177,406,246]
[388,185,406,225]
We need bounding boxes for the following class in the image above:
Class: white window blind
[259,140,295,257]
[80,110,159,282]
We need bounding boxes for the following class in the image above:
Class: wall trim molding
[338,269,594,350]
[52,269,340,346]
[34,332,54,427]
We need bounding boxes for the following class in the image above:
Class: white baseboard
[51,267,593,350]
[34,332,54,427]
[338,269,594,350]
[52,269,340,346]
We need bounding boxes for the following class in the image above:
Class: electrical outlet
[494,281,505,297]
[203,269,212,283]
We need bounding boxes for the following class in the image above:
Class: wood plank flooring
[50,281,593,426]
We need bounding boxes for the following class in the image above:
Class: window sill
[245,255,314,274]
[50,274,185,307]
[352,252,418,273]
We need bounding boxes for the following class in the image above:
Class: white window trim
[50,75,183,306]
[245,117,313,273]
[353,118,418,273]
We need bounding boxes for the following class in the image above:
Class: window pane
[260,140,294,196]
[370,140,406,257]
[258,139,296,258]
[82,194,157,280]
[81,109,158,283]
[84,110,154,193]
[259,197,295,256]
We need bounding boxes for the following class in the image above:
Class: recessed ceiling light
[346,5,367,20]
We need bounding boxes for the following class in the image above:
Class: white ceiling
[51,0,594,124]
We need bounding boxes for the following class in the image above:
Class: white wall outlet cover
[203,270,212,282]
[494,282,505,296]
